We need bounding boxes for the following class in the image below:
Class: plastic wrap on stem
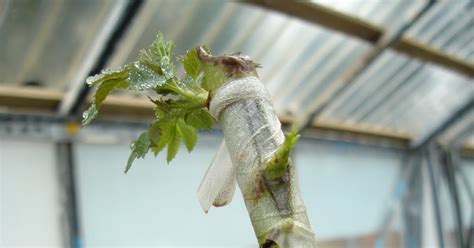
[210,76,316,247]
[197,140,236,212]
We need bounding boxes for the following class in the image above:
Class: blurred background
[0,0,473,247]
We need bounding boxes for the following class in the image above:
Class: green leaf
[82,69,129,124]
[151,138,167,156]
[94,79,128,105]
[142,33,175,79]
[83,33,177,126]
[125,131,151,173]
[185,109,213,129]
[149,120,168,156]
[177,118,197,152]
[82,104,98,125]
[81,78,128,125]
[86,67,127,87]
[166,127,180,163]
[201,62,227,91]
[130,132,151,159]
[147,121,161,146]
[81,32,224,170]
[127,62,166,90]
[156,118,175,145]
[182,48,201,79]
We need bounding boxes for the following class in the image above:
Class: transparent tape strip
[197,140,236,213]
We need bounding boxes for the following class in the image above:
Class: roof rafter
[0,85,409,145]
[243,0,474,77]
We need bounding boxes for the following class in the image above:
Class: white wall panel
[0,139,63,247]
[74,134,256,247]
[295,139,402,240]
[74,134,403,247]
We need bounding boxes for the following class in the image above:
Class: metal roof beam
[243,0,474,78]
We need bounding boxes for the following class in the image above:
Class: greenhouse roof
[0,0,472,149]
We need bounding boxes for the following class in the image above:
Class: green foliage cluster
[82,33,224,172]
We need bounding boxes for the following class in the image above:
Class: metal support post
[56,141,81,248]
[425,143,445,248]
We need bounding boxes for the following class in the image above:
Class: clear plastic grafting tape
[197,140,236,213]
[198,76,316,247]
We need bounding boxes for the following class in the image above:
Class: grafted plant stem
[200,48,316,247]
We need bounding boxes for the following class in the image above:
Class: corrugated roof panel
[312,0,427,30]
[4,0,462,140]
[406,0,474,61]
[260,23,328,99]
[385,66,471,138]
[278,36,371,115]
[316,0,473,138]
[107,0,230,97]
[0,0,119,90]
[319,51,411,121]
[0,0,470,145]
[320,48,472,138]
[109,0,373,118]
[438,109,473,145]
[109,0,228,68]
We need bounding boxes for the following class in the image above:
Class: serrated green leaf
[201,63,227,91]
[177,118,197,152]
[166,127,180,163]
[81,31,231,170]
[185,108,213,129]
[81,78,128,125]
[83,33,177,127]
[125,131,151,173]
[183,48,201,79]
[131,132,151,159]
[182,75,204,91]
[127,62,166,90]
[82,104,98,125]
[151,138,167,156]
[94,79,128,105]
[145,33,175,80]
[148,121,167,156]
[153,100,170,118]
[148,121,161,146]
[125,154,137,174]
[159,57,174,79]
[86,67,127,86]
[157,118,175,144]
